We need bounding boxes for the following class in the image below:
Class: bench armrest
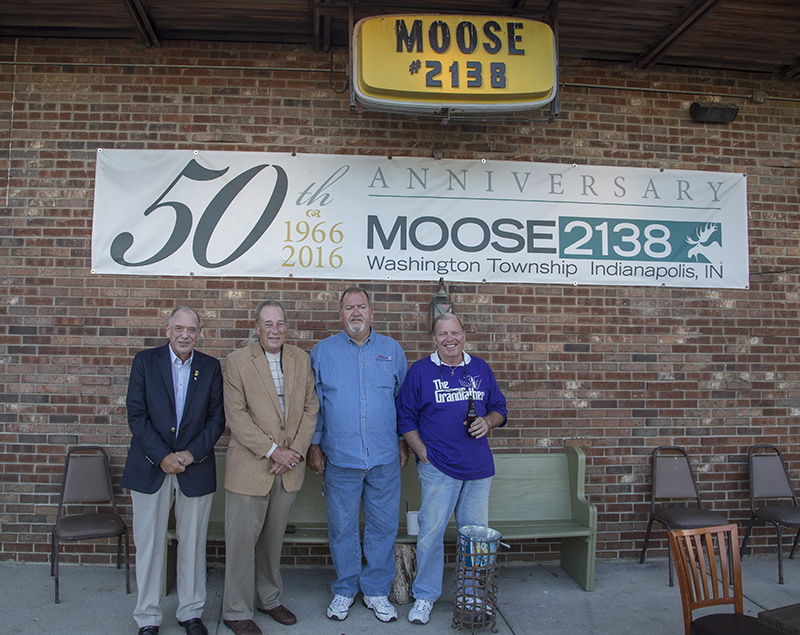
[566,446,598,529]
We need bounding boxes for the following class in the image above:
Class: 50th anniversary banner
[91,150,749,288]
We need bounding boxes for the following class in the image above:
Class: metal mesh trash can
[453,525,501,632]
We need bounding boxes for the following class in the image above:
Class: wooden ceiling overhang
[0,0,798,80]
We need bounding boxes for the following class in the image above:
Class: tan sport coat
[223,342,319,496]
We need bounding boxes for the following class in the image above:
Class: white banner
[91,150,749,288]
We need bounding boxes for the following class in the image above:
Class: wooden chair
[51,446,130,603]
[669,524,780,635]
[639,446,727,586]
[741,444,800,584]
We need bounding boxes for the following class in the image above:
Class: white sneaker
[408,599,433,625]
[362,595,398,622]
[327,595,354,620]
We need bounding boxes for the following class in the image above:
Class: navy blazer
[121,344,225,497]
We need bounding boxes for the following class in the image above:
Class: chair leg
[667,530,675,588]
[638,518,674,585]
[741,516,756,556]
[728,538,736,588]
[639,517,655,564]
[53,536,60,604]
[776,524,784,585]
[790,529,800,560]
[50,530,56,577]
[117,534,122,570]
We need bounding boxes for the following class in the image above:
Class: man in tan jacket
[221,300,319,635]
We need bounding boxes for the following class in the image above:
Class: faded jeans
[324,460,401,598]
[412,460,491,603]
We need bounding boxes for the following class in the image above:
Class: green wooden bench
[163,446,597,593]
[396,447,597,590]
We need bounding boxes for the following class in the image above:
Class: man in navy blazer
[121,307,225,635]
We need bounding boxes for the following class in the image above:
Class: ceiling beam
[784,57,800,81]
[313,0,320,50]
[121,0,160,47]
[313,0,349,51]
[543,0,560,120]
[635,0,724,70]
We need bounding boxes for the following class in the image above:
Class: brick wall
[1,37,799,567]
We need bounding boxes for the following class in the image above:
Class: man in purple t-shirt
[396,313,507,625]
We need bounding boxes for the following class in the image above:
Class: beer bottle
[466,396,477,425]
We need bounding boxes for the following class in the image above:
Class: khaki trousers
[222,477,297,621]
[131,474,213,627]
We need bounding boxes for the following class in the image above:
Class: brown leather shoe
[223,619,262,635]
[257,604,297,625]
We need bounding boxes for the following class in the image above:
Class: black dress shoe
[138,628,159,635]
[178,618,209,635]
[257,604,297,625]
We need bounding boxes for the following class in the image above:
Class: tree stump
[389,543,417,604]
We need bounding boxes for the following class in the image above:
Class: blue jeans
[413,461,492,603]
[324,460,401,598]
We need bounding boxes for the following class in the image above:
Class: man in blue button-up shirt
[308,287,408,623]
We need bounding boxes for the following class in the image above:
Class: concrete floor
[3,554,799,635]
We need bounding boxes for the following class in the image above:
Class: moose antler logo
[686,223,723,263]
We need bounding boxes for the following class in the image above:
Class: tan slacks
[131,474,213,627]
[222,476,297,621]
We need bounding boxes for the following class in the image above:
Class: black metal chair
[741,444,800,584]
[50,446,130,603]
[639,446,727,586]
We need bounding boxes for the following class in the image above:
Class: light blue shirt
[311,328,407,469]
[169,346,193,434]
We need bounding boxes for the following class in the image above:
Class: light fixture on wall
[429,278,453,330]
[689,101,739,123]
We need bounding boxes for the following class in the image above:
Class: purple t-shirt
[396,352,507,481]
